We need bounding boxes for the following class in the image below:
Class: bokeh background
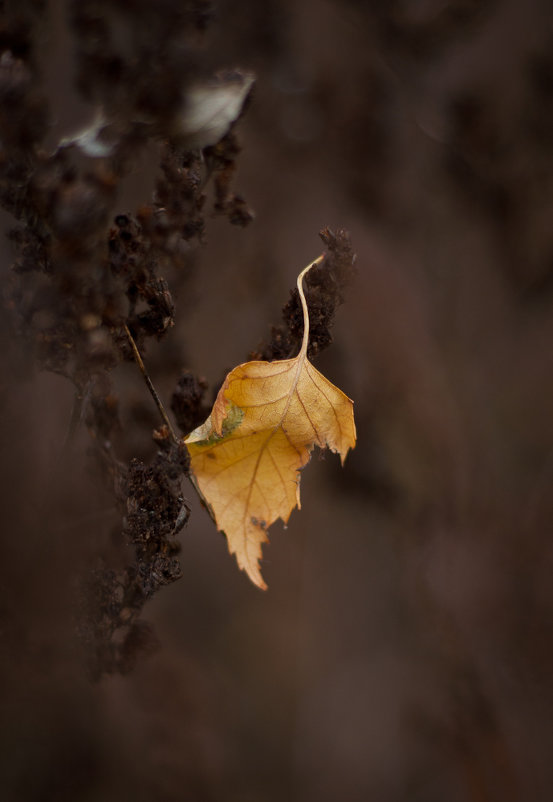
[3,0,553,799]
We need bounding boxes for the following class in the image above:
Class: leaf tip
[243,557,268,591]
[339,442,355,466]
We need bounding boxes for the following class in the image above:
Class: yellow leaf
[184,256,356,589]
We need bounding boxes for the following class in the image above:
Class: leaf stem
[297,254,324,357]
[123,324,178,444]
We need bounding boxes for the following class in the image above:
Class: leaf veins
[184,255,356,589]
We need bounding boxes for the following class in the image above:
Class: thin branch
[62,383,86,452]
[123,324,179,444]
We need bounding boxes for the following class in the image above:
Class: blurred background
[3,0,553,799]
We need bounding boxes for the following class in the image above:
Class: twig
[123,324,179,444]
[62,383,86,452]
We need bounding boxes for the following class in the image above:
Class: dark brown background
[3,0,553,799]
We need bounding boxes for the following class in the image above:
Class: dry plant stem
[123,324,178,443]
[62,384,86,452]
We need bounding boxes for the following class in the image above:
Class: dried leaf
[58,110,114,158]
[179,70,255,149]
[185,256,356,589]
